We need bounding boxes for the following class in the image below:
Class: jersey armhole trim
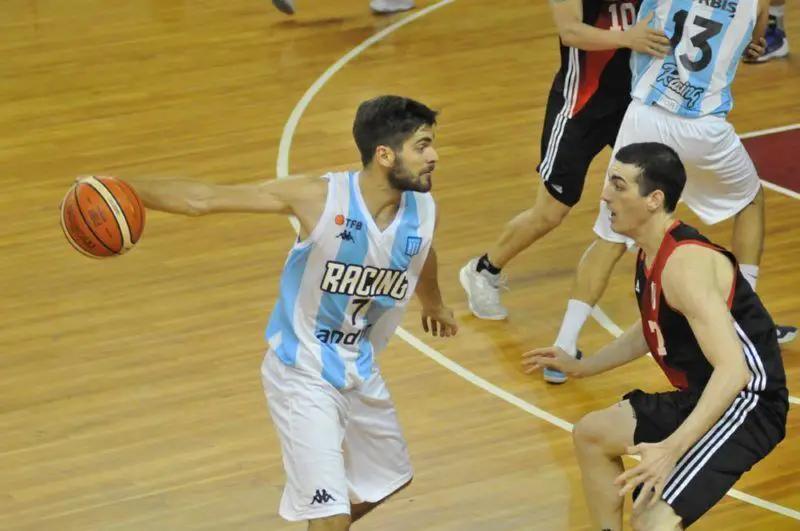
[660,240,736,315]
[291,174,335,251]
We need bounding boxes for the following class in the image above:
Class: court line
[274,3,800,521]
[592,122,800,406]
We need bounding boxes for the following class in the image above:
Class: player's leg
[342,368,414,524]
[551,103,632,361]
[261,351,353,530]
[549,104,640,382]
[680,118,796,343]
[637,392,788,529]
[459,87,594,320]
[572,399,638,530]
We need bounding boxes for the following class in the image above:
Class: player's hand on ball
[521,346,583,377]
[421,305,458,338]
[625,12,671,58]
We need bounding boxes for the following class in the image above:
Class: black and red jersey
[634,222,786,399]
[552,0,639,119]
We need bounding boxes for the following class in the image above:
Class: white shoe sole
[459,266,508,321]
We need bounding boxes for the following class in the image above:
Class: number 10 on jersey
[609,2,636,31]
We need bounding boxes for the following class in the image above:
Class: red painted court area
[743,127,800,193]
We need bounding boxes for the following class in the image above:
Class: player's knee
[631,501,683,531]
[537,196,571,229]
[307,513,351,531]
[572,410,607,450]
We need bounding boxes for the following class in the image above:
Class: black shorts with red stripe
[624,385,788,527]
[536,84,628,207]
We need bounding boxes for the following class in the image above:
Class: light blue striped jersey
[265,171,436,390]
[630,0,757,117]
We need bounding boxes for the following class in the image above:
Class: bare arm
[577,320,650,377]
[414,212,457,337]
[550,0,669,55]
[415,246,444,310]
[660,246,751,455]
[753,0,771,42]
[125,175,316,217]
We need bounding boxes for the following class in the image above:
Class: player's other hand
[521,346,583,377]
[421,305,458,338]
[625,12,671,57]
[743,37,767,62]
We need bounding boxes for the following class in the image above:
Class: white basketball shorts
[261,350,413,522]
[593,99,762,244]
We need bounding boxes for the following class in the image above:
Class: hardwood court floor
[0,1,798,530]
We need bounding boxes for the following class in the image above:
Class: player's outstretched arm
[549,0,669,56]
[125,175,323,217]
[522,320,649,378]
[658,246,751,455]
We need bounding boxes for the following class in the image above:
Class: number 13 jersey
[265,171,436,391]
[634,221,786,398]
[631,0,758,117]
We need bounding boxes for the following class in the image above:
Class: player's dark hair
[353,95,438,166]
[616,142,686,213]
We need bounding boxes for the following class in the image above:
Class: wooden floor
[1,1,798,529]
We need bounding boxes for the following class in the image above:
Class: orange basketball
[60,176,145,258]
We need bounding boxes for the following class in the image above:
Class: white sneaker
[459,258,509,320]
[370,0,415,14]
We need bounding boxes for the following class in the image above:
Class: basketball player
[523,142,788,530]
[125,95,458,531]
[271,0,414,16]
[540,0,795,384]
[459,0,671,381]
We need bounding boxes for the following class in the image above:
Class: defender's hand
[521,346,583,377]
[624,12,671,57]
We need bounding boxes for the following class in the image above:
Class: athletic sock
[554,299,593,357]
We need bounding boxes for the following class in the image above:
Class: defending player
[523,142,788,530]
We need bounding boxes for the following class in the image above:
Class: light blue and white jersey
[265,171,436,390]
[630,0,757,117]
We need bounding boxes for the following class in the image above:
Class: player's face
[387,126,438,193]
[601,160,652,235]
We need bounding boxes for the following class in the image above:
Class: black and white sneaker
[777,325,797,346]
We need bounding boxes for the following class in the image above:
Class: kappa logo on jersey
[320,261,409,300]
[335,214,363,231]
[310,489,336,505]
[655,67,705,109]
[405,236,423,257]
[336,230,354,242]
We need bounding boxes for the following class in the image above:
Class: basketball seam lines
[87,177,133,252]
[73,184,117,254]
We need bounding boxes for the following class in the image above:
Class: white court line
[274,2,800,521]
[593,123,800,406]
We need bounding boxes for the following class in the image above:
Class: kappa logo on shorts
[310,489,336,505]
